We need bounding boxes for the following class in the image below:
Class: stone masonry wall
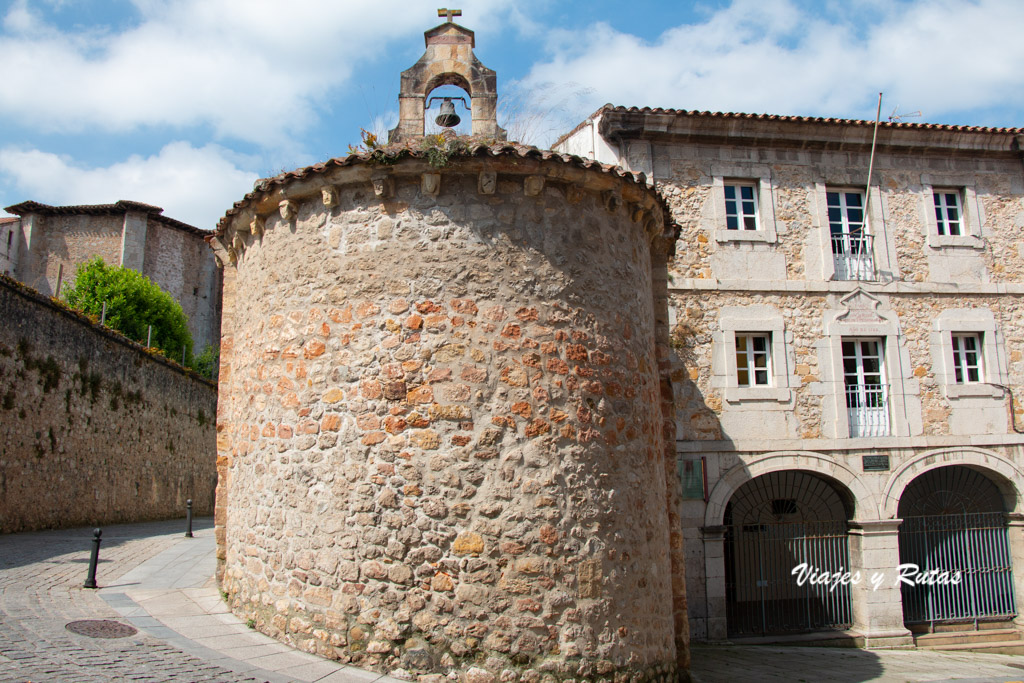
[143,217,222,351]
[213,155,682,682]
[0,276,218,533]
[657,145,1024,284]
[25,214,123,295]
[671,290,1024,443]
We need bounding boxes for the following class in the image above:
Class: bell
[435,98,461,128]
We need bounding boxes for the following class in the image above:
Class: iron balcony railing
[845,383,889,437]
[831,232,875,281]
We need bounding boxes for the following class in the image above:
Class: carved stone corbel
[566,185,584,205]
[630,204,646,223]
[322,186,339,208]
[372,176,394,199]
[524,175,544,197]
[279,200,298,221]
[226,247,238,264]
[422,173,441,197]
[232,233,245,252]
[478,171,497,195]
[602,190,621,214]
[250,216,265,238]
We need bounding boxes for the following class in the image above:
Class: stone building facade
[2,200,222,352]
[556,107,1024,647]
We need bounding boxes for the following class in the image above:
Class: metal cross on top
[437,7,462,22]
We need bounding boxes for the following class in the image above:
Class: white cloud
[0,142,259,228]
[0,0,517,146]
[517,0,1024,145]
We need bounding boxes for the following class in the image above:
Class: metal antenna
[888,106,922,123]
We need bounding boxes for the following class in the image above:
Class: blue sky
[2,0,1023,229]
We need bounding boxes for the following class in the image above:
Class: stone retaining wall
[0,275,218,533]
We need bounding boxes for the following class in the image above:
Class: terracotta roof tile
[553,104,1024,148]
[217,141,662,234]
[605,105,1023,133]
[3,200,207,235]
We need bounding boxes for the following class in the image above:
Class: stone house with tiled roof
[555,105,1024,648]
[2,200,221,352]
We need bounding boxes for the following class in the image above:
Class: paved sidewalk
[0,518,401,683]
[690,643,1024,682]
[6,518,1024,682]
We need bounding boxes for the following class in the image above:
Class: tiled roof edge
[600,105,1024,135]
[216,140,670,235]
[2,200,208,236]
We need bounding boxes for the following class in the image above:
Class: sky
[1,0,1023,229]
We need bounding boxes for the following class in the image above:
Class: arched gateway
[897,465,1017,629]
[724,470,855,636]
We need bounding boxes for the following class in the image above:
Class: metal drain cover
[65,620,138,639]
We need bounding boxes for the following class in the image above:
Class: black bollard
[83,528,102,589]
[185,499,193,538]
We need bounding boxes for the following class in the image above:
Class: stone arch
[389,20,505,142]
[424,71,472,99]
[705,451,877,527]
[881,447,1024,518]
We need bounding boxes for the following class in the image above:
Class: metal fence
[725,520,853,636]
[899,512,1016,627]
[831,232,875,281]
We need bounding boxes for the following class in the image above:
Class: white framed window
[932,190,963,237]
[920,177,984,249]
[821,290,919,439]
[827,189,875,281]
[932,310,1006,400]
[709,165,778,244]
[724,183,759,231]
[842,338,890,437]
[716,307,793,404]
[951,333,983,383]
[735,333,770,386]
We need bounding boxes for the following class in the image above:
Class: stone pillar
[1006,513,1024,630]
[701,525,728,641]
[847,520,914,647]
[120,211,148,271]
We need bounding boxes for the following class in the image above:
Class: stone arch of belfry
[388,18,507,143]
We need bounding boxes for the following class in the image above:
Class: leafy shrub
[63,258,193,363]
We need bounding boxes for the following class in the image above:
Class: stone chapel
[210,10,1024,682]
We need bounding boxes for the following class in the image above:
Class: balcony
[845,383,889,437]
[831,232,875,281]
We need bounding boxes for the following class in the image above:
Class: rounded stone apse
[209,146,686,681]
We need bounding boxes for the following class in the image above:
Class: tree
[63,258,193,364]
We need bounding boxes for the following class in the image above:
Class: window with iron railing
[827,190,875,281]
[842,338,889,437]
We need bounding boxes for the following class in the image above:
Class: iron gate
[899,512,1016,626]
[725,519,853,636]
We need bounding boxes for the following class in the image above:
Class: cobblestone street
[5,518,1024,682]
[0,519,259,682]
